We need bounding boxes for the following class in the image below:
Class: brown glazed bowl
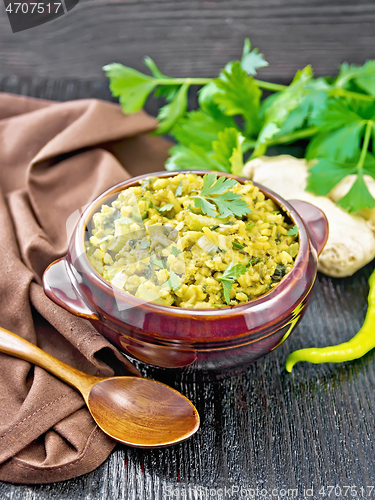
[43,171,328,373]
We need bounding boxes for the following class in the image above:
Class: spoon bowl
[0,326,200,448]
[88,377,199,447]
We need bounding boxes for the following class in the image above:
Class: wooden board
[1,74,375,500]
[1,0,375,82]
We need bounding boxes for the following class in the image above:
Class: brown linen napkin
[0,92,171,484]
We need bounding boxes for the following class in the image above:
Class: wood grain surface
[1,74,375,499]
[1,0,375,82]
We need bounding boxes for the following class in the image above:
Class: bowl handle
[43,257,99,321]
[288,200,329,256]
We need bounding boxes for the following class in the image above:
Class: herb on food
[162,270,181,291]
[140,240,151,249]
[171,246,182,256]
[192,172,251,218]
[219,262,248,305]
[152,259,167,269]
[104,38,375,213]
[232,242,245,249]
[156,203,175,213]
[287,225,299,237]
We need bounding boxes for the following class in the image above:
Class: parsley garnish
[156,203,174,213]
[192,173,251,218]
[162,271,181,291]
[246,223,256,230]
[219,262,248,305]
[140,240,150,249]
[175,182,183,196]
[232,242,245,249]
[152,259,167,269]
[105,38,375,213]
[171,246,181,256]
[287,225,299,237]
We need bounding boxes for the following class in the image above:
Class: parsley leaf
[170,109,237,151]
[166,130,245,175]
[211,128,245,175]
[213,62,262,136]
[165,144,219,172]
[140,240,150,249]
[154,83,190,136]
[219,262,248,304]
[276,79,330,136]
[171,246,182,256]
[307,117,375,211]
[336,171,375,212]
[254,66,313,155]
[103,63,157,114]
[336,61,375,97]
[192,173,251,218]
[306,157,356,195]
[307,99,367,162]
[162,271,181,291]
[287,225,299,237]
[197,82,224,118]
[200,172,237,195]
[157,203,174,213]
[152,259,167,269]
[307,151,375,213]
[240,38,269,76]
[105,40,375,214]
[306,124,364,163]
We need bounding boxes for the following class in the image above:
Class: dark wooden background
[1,1,375,499]
[1,0,375,82]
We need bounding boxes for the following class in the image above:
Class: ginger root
[242,155,375,278]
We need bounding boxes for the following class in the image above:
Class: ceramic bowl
[43,171,328,373]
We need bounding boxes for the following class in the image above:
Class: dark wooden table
[1,1,375,497]
[1,73,375,500]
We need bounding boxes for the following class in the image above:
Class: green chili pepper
[286,269,375,372]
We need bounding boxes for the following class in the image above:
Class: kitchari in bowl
[85,172,299,309]
[43,170,328,371]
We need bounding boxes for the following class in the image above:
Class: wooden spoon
[0,326,200,448]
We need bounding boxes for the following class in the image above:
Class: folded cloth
[0,93,171,484]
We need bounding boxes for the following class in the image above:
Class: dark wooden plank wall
[1,0,375,82]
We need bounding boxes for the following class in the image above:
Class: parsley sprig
[192,173,251,218]
[219,263,248,305]
[104,38,375,213]
[287,225,299,237]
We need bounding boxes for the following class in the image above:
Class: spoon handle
[0,326,100,400]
